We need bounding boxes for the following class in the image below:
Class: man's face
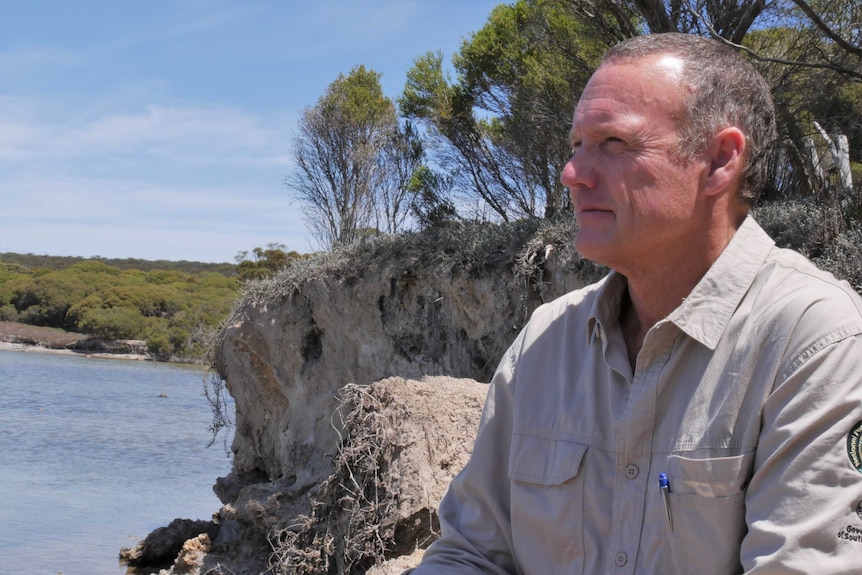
[560,55,709,273]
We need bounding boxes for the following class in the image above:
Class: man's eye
[603,137,627,150]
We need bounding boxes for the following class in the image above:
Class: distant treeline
[0,247,305,361]
[2,202,860,364]
[0,252,237,276]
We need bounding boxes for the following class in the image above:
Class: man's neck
[619,218,743,368]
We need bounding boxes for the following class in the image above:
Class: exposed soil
[0,321,154,362]
[0,321,88,348]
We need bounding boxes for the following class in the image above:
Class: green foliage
[321,65,393,126]
[0,265,27,321]
[742,23,862,200]
[398,51,451,121]
[78,306,147,340]
[143,319,173,357]
[235,243,307,282]
[0,252,237,275]
[408,165,460,229]
[0,256,241,361]
[401,0,614,221]
[145,269,190,285]
[290,65,423,249]
[17,273,92,328]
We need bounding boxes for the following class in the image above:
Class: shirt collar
[667,216,774,349]
[585,216,775,350]
[587,272,627,345]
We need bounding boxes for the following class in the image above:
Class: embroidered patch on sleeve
[848,421,862,474]
[837,500,862,544]
[838,524,862,543]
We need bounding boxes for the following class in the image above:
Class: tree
[78,306,146,340]
[400,0,620,222]
[235,243,304,282]
[747,25,862,200]
[289,65,423,249]
[564,0,860,74]
[404,0,859,215]
[408,165,460,229]
[374,121,425,235]
[0,258,238,359]
[621,0,860,200]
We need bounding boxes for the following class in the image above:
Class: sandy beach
[0,321,152,361]
[0,340,152,361]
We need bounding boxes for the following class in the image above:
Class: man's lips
[575,206,613,216]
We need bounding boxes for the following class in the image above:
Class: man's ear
[703,127,746,197]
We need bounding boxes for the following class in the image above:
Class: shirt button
[615,551,628,567]
[624,464,639,479]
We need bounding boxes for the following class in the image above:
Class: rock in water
[119,518,218,567]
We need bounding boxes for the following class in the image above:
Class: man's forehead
[603,52,686,77]
[584,53,686,95]
[569,104,645,138]
[573,54,687,120]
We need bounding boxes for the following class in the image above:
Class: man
[407,33,862,574]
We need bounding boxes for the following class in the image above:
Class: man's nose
[560,150,596,192]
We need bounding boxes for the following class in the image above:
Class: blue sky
[0,0,501,263]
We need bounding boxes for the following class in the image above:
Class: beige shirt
[409,217,862,574]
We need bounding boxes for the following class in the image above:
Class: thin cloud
[0,0,500,261]
[0,46,79,76]
[0,99,293,168]
[166,2,267,37]
[2,174,290,221]
[68,105,285,159]
[0,174,306,261]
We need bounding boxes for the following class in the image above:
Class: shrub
[78,306,147,340]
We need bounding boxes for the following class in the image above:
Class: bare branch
[730,0,767,45]
[632,0,676,32]
[692,10,862,81]
[736,42,862,81]
[788,0,862,58]
[604,1,642,38]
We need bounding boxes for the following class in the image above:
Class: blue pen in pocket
[659,472,673,532]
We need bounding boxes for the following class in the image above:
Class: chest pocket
[508,434,588,575]
[663,452,754,575]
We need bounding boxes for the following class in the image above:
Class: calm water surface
[0,350,234,575]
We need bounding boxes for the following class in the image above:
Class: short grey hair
[603,33,777,204]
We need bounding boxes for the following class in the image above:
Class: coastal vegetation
[290,0,861,249]
[6,2,861,371]
[0,246,303,361]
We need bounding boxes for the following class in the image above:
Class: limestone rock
[119,518,217,567]
[172,533,211,573]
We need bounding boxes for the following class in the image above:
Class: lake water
[0,350,235,575]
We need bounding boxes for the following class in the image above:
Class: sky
[0,0,502,263]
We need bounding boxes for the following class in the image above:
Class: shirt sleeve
[406,335,522,575]
[742,333,862,574]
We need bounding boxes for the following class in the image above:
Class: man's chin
[574,234,614,265]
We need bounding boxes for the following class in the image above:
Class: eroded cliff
[146,217,606,574]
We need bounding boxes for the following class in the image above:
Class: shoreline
[0,321,206,365]
[0,341,152,361]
